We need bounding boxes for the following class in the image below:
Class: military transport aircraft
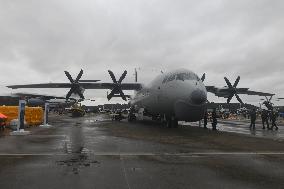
[7,68,274,127]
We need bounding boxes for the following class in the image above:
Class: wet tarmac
[186,118,284,140]
[0,113,284,189]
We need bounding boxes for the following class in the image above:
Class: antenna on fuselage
[201,73,205,82]
[134,68,138,82]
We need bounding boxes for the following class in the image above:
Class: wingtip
[6,85,17,89]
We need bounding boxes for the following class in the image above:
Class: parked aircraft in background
[7,68,274,127]
[0,92,73,107]
[260,96,284,111]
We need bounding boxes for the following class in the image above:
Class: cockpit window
[176,73,199,81]
[163,72,199,83]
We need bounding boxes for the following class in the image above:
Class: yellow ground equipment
[0,106,44,126]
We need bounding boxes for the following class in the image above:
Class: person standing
[203,110,208,129]
[271,111,278,130]
[261,110,266,129]
[211,109,217,131]
[261,110,270,129]
[249,109,256,130]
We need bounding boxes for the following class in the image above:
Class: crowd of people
[249,109,279,130]
[203,108,281,131]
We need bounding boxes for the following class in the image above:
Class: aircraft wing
[205,86,218,94]
[205,86,274,96]
[7,83,72,89]
[236,90,274,96]
[12,92,72,100]
[7,82,142,90]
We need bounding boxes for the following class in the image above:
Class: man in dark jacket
[211,109,217,131]
[250,109,256,130]
[270,111,278,130]
[261,110,270,129]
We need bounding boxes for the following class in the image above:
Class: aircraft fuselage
[130,69,207,122]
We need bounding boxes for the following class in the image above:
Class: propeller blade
[119,89,127,101]
[78,91,85,100]
[66,88,75,99]
[224,77,233,88]
[233,76,240,88]
[65,71,74,83]
[118,70,127,83]
[235,94,243,104]
[108,70,117,83]
[227,94,234,103]
[107,90,116,101]
[75,69,83,83]
[201,73,205,82]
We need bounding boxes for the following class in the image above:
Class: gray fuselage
[130,68,207,122]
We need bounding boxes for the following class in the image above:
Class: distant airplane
[7,68,274,126]
[260,96,284,111]
[0,92,72,106]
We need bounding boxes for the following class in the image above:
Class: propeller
[262,96,274,110]
[107,70,128,101]
[64,69,85,100]
[224,76,243,104]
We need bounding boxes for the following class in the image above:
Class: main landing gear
[165,115,178,128]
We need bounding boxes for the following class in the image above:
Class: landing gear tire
[166,120,171,128]
[165,116,172,128]
[173,118,178,128]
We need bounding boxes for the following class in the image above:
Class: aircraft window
[162,74,176,83]
[163,72,199,83]
[167,74,176,82]
[176,73,199,81]
[162,76,168,83]
[176,73,186,81]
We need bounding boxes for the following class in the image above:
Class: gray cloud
[0,0,283,105]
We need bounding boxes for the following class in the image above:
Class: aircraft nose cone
[190,89,207,105]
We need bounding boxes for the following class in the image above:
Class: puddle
[56,153,100,174]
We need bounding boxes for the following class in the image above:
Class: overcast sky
[0,0,283,106]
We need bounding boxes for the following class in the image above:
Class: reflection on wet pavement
[0,113,283,189]
[55,115,105,174]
